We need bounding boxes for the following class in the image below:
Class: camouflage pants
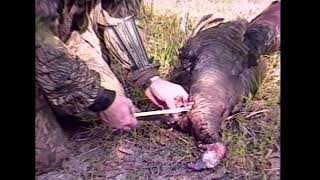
[35,87,70,175]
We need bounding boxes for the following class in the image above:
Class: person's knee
[36,141,70,175]
[35,94,70,175]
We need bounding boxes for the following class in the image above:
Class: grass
[138,6,189,78]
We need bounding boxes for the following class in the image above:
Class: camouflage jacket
[36,0,159,116]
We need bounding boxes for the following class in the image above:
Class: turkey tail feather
[244,1,280,56]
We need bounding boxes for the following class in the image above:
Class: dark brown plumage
[175,1,280,144]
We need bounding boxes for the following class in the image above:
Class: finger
[145,88,165,109]
[121,116,137,131]
[175,100,183,108]
[145,88,160,105]
[122,117,138,131]
[166,98,178,109]
[172,113,179,119]
[123,118,138,131]
[180,88,189,106]
[134,107,141,113]
[165,99,179,119]
[123,126,132,131]
[174,95,186,108]
[186,102,195,106]
[130,105,141,113]
[125,108,139,126]
[129,117,138,129]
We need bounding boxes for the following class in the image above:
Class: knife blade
[133,106,192,118]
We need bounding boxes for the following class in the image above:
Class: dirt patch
[37,121,224,179]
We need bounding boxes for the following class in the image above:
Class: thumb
[145,88,165,109]
[165,99,179,119]
[129,103,141,113]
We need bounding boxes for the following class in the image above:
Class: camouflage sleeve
[36,27,116,116]
[95,0,160,89]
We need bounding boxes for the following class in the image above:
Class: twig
[225,112,244,120]
[118,147,134,155]
[177,136,190,145]
[226,109,269,121]
[237,121,256,139]
[246,109,269,118]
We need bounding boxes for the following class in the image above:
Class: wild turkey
[175,1,280,169]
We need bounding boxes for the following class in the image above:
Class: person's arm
[36,0,138,130]
[92,0,159,89]
[96,1,190,114]
[36,25,116,116]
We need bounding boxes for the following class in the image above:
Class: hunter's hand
[145,76,189,118]
[99,96,138,131]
